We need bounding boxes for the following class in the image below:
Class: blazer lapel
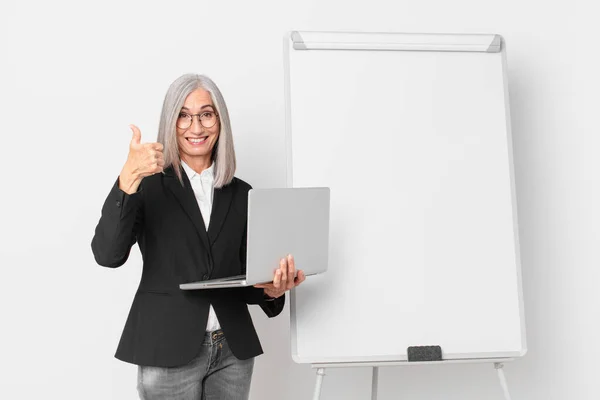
[208,180,233,246]
[163,165,211,253]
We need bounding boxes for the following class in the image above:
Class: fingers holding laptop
[255,254,306,298]
[281,254,306,290]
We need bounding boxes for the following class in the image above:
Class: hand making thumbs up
[118,124,165,194]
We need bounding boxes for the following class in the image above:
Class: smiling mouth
[187,137,208,144]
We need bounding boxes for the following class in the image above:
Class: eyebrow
[181,105,215,111]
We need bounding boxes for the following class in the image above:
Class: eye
[178,112,189,118]
[201,112,214,118]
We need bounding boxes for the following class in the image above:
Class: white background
[0,1,597,399]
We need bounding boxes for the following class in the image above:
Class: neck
[181,155,212,175]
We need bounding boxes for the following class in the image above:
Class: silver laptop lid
[245,187,330,285]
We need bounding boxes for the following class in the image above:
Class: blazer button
[116,200,121,207]
[202,274,209,280]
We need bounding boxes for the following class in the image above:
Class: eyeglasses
[177,111,219,129]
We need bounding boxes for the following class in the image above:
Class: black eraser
[407,345,443,362]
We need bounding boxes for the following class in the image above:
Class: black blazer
[91,164,284,367]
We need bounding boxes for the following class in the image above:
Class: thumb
[129,124,142,146]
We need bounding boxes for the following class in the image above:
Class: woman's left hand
[254,254,306,299]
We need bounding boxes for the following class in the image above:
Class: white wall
[1,0,597,399]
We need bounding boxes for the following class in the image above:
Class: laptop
[179,187,330,290]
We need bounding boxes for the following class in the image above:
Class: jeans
[137,329,255,400]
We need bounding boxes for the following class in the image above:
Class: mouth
[186,136,208,145]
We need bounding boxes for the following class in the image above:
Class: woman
[91,73,305,399]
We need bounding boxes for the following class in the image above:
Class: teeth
[189,137,206,143]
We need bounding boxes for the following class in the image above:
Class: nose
[190,115,205,133]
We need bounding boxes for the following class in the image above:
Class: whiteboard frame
[284,30,527,364]
[310,358,515,369]
[289,31,503,52]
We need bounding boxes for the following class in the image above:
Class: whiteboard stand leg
[371,367,379,400]
[494,363,512,400]
[313,368,326,400]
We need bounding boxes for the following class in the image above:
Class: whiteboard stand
[310,359,514,400]
[285,30,526,400]
[312,368,326,400]
[495,362,512,400]
[371,367,379,400]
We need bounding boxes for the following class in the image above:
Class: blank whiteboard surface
[285,32,526,364]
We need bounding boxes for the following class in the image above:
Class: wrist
[118,168,142,194]
[263,291,276,301]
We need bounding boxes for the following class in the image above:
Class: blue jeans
[137,330,255,400]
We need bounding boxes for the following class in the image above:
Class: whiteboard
[284,31,526,364]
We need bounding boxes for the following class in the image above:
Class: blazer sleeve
[91,176,144,268]
[238,211,285,318]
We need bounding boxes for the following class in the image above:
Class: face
[176,88,220,166]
